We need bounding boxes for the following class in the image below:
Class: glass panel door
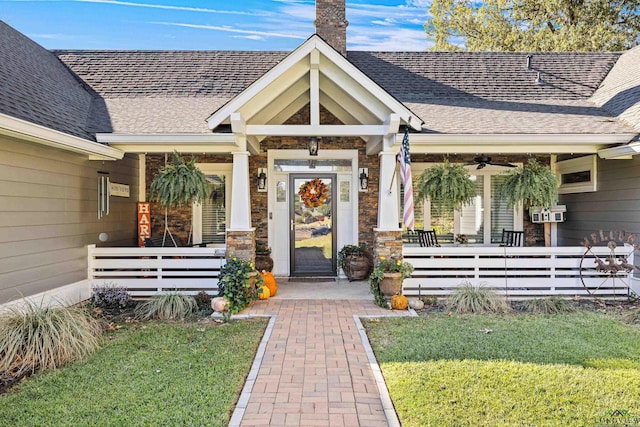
[290,174,336,276]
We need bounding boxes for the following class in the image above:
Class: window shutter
[490,175,514,243]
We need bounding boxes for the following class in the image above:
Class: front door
[290,174,337,276]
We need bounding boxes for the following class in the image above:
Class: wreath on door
[298,178,329,208]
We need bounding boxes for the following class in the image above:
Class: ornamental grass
[134,291,197,321]
[0,301,102,376]
[447,281,510,314]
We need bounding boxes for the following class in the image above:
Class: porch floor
[272,279,371,300]
[229,299,413,427]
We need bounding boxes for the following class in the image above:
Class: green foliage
[426,0,640,52]
[497,158,558,209]
[134,291,197,321]
[524,296,576,314]
[337,244,367,270]
[217,258,260,314]
[447,281,510,314]
[193,291,213,314]
[0,301,102,376]
[365,312,640,425]
[416,161,476,211]
[149,151,209,209]
[91,282,132,309]
[0,320,267,426]
[369,257,414,309]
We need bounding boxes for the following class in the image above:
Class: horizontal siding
[0,136,139,304]
[559,157,640,246]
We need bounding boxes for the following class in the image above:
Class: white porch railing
[88,245,226,297]
[402,246,635,299]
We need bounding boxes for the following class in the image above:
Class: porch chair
[417,229,440,247]
[499,229,525,247]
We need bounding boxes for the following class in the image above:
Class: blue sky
[1,0,433,51]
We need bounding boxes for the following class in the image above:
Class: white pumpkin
[211,297,229,312]
[409,299,425,310]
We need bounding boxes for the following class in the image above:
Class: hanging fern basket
[497,159,559,210]
[148,151,209,246]
[415,160,476,210]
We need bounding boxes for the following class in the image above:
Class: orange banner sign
[137,202,151,247]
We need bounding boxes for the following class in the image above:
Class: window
[193,164,232,246]
[407,164,522,245]
[555,155,597,194]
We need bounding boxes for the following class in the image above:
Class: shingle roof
[0,20,637,139]
[590,45,640,131]
[0,21,96,140]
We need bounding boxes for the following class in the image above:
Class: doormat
[288,277,336,283]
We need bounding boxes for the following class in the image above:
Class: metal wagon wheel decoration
[579,230,640,300]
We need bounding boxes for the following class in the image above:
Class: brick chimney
[315,0,348,55]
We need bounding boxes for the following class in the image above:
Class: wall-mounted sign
[110,182,130,198]
[137,202,151,247]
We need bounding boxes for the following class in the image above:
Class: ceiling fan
[472,155,517,170]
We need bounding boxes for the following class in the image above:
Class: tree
[426,0,640,52]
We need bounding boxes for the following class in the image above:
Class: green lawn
[364,311,640,427]
[0,319,267,426]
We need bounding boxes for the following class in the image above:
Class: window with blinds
[202,175,226,244]
[459,176,484,244]
[490,175,514,243]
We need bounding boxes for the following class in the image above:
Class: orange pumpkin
[390,294,408,310]
[257,285,270,300]
[260,271,277,297]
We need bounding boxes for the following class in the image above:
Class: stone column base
[373,229,403,263]
[226,230,256,262]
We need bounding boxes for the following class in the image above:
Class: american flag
[398,127,414,231]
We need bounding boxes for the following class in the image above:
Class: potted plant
[148,151,209,246]
[337,244,371,281]
[416,160,476,211]
[497,158,559,210]
[254,241,273,272]
[217,257,261,314]
[497,158,559,247]
[369,256,414,305]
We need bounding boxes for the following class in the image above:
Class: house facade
[1,0,640,305]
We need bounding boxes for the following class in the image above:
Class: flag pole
[388,157,399,195]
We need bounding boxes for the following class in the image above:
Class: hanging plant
[415,160,476,210]
[149,151,209,209]
[147,151,209,246]
[497,158,559,209]
[298,178,329,208]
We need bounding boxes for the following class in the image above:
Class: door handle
[290,219,294,231]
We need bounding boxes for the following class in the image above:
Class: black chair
[417,229,440,247]
[500,229,525,247]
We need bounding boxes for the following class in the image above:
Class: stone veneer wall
[226,230,255,262]
[373,230,403,262]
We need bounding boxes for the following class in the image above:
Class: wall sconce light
[257,168,267,192]
[359,168,369,192]
[308,137,319,156]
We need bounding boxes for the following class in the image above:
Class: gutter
[0,113,124,160]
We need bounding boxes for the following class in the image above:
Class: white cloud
[74,0,272,16]
[150,21,307,40]
[348,26,432,51]
[29,33,70,40]
[232,35,265,41]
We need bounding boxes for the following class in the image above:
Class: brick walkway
[229,299,411,427]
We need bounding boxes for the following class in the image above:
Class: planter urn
[379,272,403,296]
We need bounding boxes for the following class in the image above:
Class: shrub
[448,282,510,314]
[524,296,576,314]
[422,296,438,306]
[134,292,197,321]
[217,258,260,313]
[194,291,213,314]
[92,282,132,309]
[0,301,102,376]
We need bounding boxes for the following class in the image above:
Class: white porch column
[229,151,252,230]
[376,125,401,230]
